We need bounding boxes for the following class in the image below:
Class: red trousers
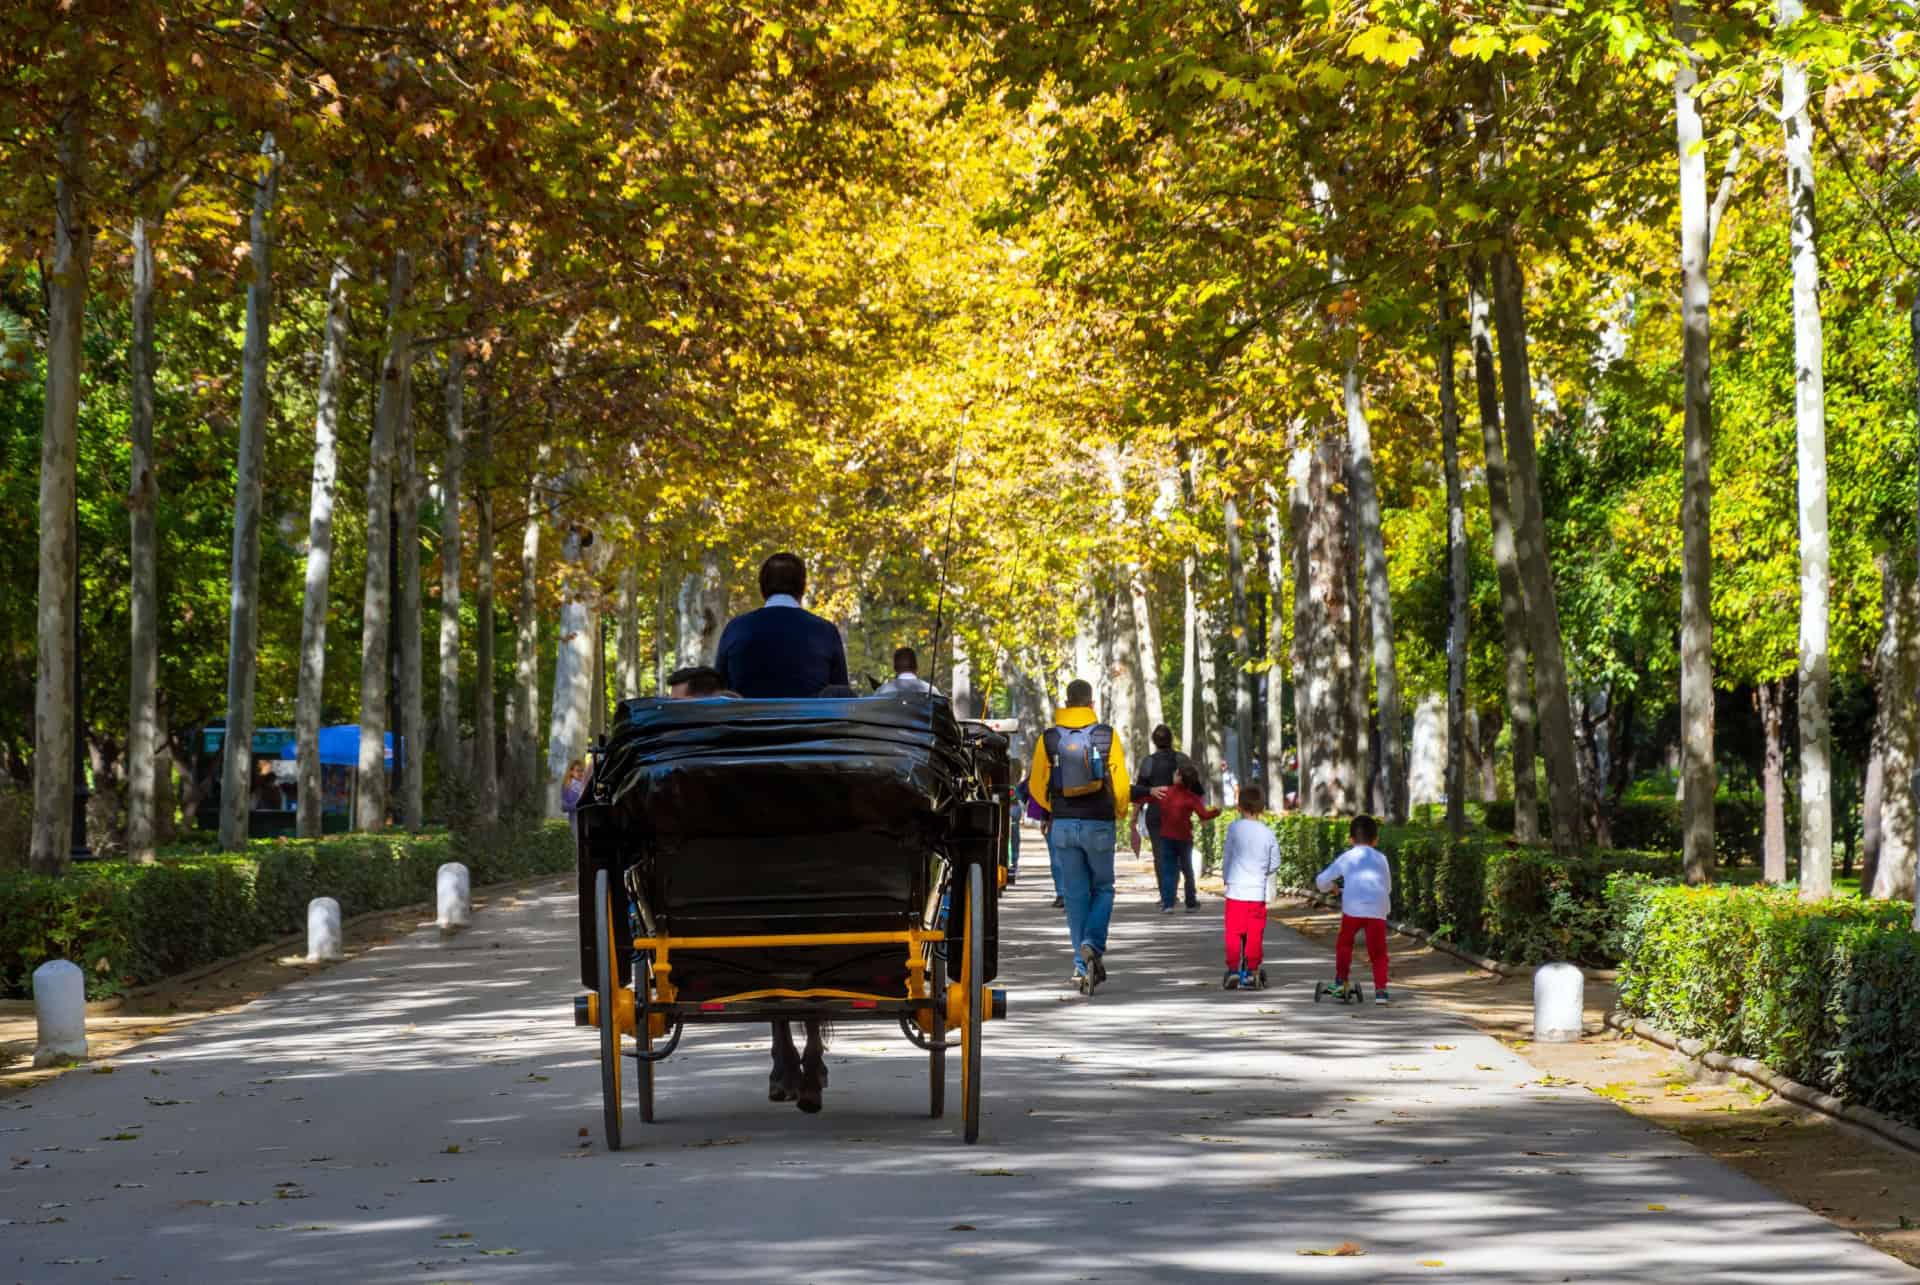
[1335,914,1390,989]
[1224,899,1269,969]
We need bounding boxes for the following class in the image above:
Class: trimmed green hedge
[1615,885,1920,1131]
[0,822,574,999]
[1199,812,1676,966]
[1482,798,1765,865]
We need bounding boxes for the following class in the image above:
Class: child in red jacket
[1151,763,1218,913]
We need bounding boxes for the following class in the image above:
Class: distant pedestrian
[1315,813,1393,1005]
[1028,679,1129,995]
[1219,784,1280,988]
[1150,762,1217,913]
[560,759,588,836]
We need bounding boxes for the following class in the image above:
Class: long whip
[929,431,964,694]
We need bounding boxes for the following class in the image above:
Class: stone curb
[1603,1010,1920,1158]
[0,872,570,1018]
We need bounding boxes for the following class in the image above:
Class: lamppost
[71,490,92,861]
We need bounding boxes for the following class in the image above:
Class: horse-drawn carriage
[571,691,1010,1148]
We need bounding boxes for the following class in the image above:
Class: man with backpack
[1027,679,1129,995]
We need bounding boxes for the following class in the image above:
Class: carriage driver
[709,552,851,1113]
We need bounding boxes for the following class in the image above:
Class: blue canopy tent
[280,725,395,769]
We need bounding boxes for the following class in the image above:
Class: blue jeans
[1009,817,1021,876]
[1050,818,1116,971]
[1154,836,1196,908]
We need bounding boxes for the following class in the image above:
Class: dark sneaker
[1257,968,1269,990]
[796,1055,826,1113]
[1160,905,1175,915]
[1051,896,1064,909]
[1185,901,1199,912]
[1078,943,1105,993]
[1222,970,1239,990]
[1374,988,1391,1006]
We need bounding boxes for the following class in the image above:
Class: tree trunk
[677,546,728,666]
[1347,463,1373,811]
[436,317,466,792]
[471,396,497,826]
[1307,440,1360,815]
[615,564,641,700]
[357,250,414,831]
[1408,695,1447,807]
[219,136,280,852]
[396,369,425,830]
[1181,454,1217,800]
[295,263,351,840]
[1437,272,1470,837]
[590,609,607,740]
[1780,0,1832,900]
[1223,494,1255,786]
[508,477,542,807]
[1871,556,1920,900]
[126,212,160,863]
[1264,484,1288,808]
[1674,0,1718,883]
[1288,448,1315,812]
[952,633,976,718]
[1755,680,1788,883]
[30,111,89,875]
[1489,244,1583,852]
[1466,256,1538,843]
[1345,355,1406,823]
[546,530,593,816]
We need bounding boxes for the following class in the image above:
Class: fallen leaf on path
[1419,1260,1445,1268]
[46,1257,106,1265]
[437,1232,473,1240]
[972,1168,1023,1177]
[480,1248,519,1256]
[1297,1243,1366,1256]
[683,1137,747,1148]
[949,1224,976,1232]
[1646,1204,1668,1212]
[442,1144,461,1154]
[1431,1044,1455,1051]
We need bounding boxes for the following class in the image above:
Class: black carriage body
[576,692,1005,1005]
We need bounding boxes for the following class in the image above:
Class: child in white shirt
[1314,814,1393,1005]
[1219,784,1281,989]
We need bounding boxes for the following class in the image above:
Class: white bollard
[1533,962,1586,1043]
[437,862,471,933]
[307,897,343,963]
[31,959,88,1068]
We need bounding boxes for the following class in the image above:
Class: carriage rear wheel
[960,862,984,1144]
[595,868,624,1151]
[928,929,947,1119]
[636,957,655,1124]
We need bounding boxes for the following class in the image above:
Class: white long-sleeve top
[1221,817,1281,902]
[1315,844,1392,920]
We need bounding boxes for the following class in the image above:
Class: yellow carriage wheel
[595,868,625,1152]
[960,862,984,1144]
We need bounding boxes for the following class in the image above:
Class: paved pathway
[4,854,1913,1283]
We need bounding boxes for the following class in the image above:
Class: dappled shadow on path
[2,853,1911,1283]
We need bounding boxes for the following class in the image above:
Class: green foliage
[1615,885,1920,1131]
[0,821,572,999]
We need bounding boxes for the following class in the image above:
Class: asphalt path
[4,851,1914,1284]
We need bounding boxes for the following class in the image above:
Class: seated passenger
[666,665,724,699]
[715,552,849,699]
[874,645,939,696]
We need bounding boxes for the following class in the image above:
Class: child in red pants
[1219,784,1280,988]
[1314,813,1393,1004]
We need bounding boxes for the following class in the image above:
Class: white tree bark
[1780,0,1832,900]
[471,395,498,826]
[1911,284,1920,929]
[1409,695,1447,807]
[356,250,414,831]
[1345,354,1406,823]
[1466,256,1539,842]
[1437,272,1470,836]
[1757,680,1788,884]
[436,299,467,790]
[507,476,542,807]
[546,529,594,816]
[676,546,728,667]
[1288,448,1315,811]
[1675,0,1718,882]
[219,136,280,852]
[1490,245,1584,852]
[1263,484,1287,809]
[30,112,89,875]
[397,369,425,830]
[1223,494,1255,786]
[295,262,351,840]
[951,633,975,717]
[126,211,160,863]
[615,563,641,699]
[1307,440,1360,815]
[1869,556,1918,901]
